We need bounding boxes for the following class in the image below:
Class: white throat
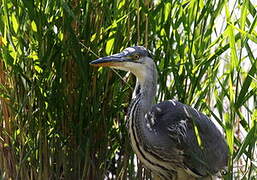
[131,63,158,112]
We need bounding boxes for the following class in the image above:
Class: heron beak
[90,52,128,67]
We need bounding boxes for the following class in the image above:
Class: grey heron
[90,46,229,180]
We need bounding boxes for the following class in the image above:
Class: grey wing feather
[146,99,229,177]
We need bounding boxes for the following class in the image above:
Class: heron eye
[133,54,140,60]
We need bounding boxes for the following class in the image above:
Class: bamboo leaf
[236,62,256,107]
[225,112,234,154]
[240,0,248,31]
[31,20,37,32]
[105,31,115,55]
[11,13,18,33]
[164,2,171,22]
[235,123,257,160]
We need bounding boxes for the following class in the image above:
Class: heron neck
[133,77,157,112]
[132,62,158,113]
[129,66,158,145]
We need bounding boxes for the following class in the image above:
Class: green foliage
[0,0,256,179]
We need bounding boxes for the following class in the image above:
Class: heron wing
[146,100,228,177]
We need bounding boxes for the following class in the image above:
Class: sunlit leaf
[105,31,115,55]
[11,13,19,33]
[164,2,171,22]
[31,20,37,32]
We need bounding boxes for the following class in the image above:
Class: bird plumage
[90,46,229,180]
[144,100,228,178]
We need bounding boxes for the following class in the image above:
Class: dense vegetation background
[0,0,256,179]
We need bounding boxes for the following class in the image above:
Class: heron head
[90,46,155,81]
